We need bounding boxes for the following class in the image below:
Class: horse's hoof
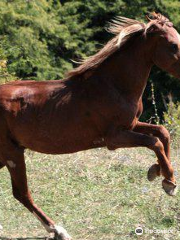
[147,164,160,181]
[54,225,72,240]
[162,179,178,196]
[54,233,72,240]
[54,233,71,240]
[54,233,62,240]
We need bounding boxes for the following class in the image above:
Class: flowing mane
[66,13,172,78]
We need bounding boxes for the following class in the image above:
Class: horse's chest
[114,105,139,129]
[95,98,142,131]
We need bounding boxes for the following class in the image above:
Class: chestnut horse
[0,13,180,240]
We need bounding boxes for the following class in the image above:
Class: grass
[0,145,180,240]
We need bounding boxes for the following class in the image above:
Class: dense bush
[0,45,16,83]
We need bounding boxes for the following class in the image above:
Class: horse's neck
[95,37,153,101]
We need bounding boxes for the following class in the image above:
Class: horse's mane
[66,13,172,79]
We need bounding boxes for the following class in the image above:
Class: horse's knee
[149,137,164,153]
[158,125,170,144]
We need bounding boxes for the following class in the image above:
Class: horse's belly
[15,122,103,154]
[23,137,102,154]
[24,137,93,154]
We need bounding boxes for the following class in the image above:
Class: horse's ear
[146,23,163,35]
[146,12,158,22]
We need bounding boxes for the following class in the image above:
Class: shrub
[164,101,180,144]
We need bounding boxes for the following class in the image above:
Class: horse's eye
[171,43,178,52]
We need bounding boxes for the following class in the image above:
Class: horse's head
[146,13,180,78]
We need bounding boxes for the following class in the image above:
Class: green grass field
[0,145,180,240]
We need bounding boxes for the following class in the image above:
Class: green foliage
[0,0,68,79]
[164,101,180,140]
[0,44,16,83]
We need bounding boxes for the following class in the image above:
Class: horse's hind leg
[2,143,71,240]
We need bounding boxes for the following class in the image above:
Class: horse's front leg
[133,122,171,181]
[105,127,177,196]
